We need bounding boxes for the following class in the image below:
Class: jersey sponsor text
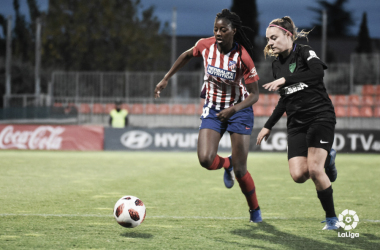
[283,82,308,95]
[207,65,236,80]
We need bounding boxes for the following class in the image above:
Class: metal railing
[2,55,380,128]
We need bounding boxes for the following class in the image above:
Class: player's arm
[235,80,259,111]
[264,64,325,91]
[256,98,286,145]
[154,48,194,98]
[216,81,259,122]
[263,48,327,91]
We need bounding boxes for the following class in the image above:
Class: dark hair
[216,9,255,69]
[264,16,311,57]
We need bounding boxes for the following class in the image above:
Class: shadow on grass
[120,231,153,239]
[230,221,379,250]
[326,227,380,249]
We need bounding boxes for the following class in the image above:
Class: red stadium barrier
[348,106,360,117]
[348,95,361,106]
[361,95,374,106]
[0,125,103,151]
[171,104,184,115]
[104,103,115,114]
[131,104,144,114]
[253,105,266,116]
[335,106,347,117]
[92,103,104,114]
[362,85,375,96]
[374,107,380,117]
[145,104,157,115]
[157,104,170,115]
[360,106,373,117]
[268,94,279,105]
[183,104,196,115]
[257,94,268,106]
[79,103,91,114]
[334,95,348,106]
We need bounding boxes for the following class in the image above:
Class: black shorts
[287,122,335,160]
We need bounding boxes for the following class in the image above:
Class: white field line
[0,213,258,220]
[0,214,379,222]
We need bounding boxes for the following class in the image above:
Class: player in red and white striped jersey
[155,9,262,223]
[195,36,259,110]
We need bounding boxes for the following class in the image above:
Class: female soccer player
[256,16,339,230]
[154,9,262,222]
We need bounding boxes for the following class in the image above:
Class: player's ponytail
[216,9,255,69]
[264,16,312,57]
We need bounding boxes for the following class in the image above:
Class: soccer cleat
[223,155,235,188]
[325,149,337,182]
[249,208,263,223]
[322,217,340,230]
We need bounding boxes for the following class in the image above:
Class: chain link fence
[2,55,380,128]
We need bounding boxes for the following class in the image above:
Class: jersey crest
[228,60,237,71]
[289,62,296,73]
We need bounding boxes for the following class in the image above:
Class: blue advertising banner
[104,127,380,153]
[104,127,231,151]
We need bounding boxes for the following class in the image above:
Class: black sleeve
[264,97,286,130]
[283,63,324,86]
[109,116,112,126]
[302,46,327,69]
[283,46,327,87]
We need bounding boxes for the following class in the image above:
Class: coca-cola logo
[0,125,65,150]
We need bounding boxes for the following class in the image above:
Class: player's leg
[197,128,229,170]
[227,106,261,222]
[288,156,309,183]
[197,106,231,171]
[230,132,261,222]
[307,148,331,190]
[307,122,339,230]
[287,129,309,183]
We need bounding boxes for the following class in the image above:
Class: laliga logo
[339,209,359,230]
[338,209,360,239]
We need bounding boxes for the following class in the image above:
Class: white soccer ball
[113,196,146,228]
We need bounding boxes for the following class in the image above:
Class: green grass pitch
[0,151,379,249]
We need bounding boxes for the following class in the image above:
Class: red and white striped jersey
[193,37,259,110]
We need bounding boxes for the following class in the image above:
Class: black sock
[317,186,336,218]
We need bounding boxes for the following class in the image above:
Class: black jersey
[264,43,336,131]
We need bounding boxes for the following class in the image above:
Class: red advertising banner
[0,125,104,151]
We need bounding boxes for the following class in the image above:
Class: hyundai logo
[120,130,153,149]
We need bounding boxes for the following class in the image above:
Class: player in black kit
[256,16,339,230]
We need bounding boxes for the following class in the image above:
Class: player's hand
[154,79,169,98]
[256,127,271,145]
[263,77,285,91]
[216,107,236,122]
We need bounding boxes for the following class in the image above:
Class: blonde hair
[264,16,311,57]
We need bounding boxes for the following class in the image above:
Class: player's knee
[234,168,246,179]
[198,154,214,169]
[308,167,322,180]
[291,172,308,183]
